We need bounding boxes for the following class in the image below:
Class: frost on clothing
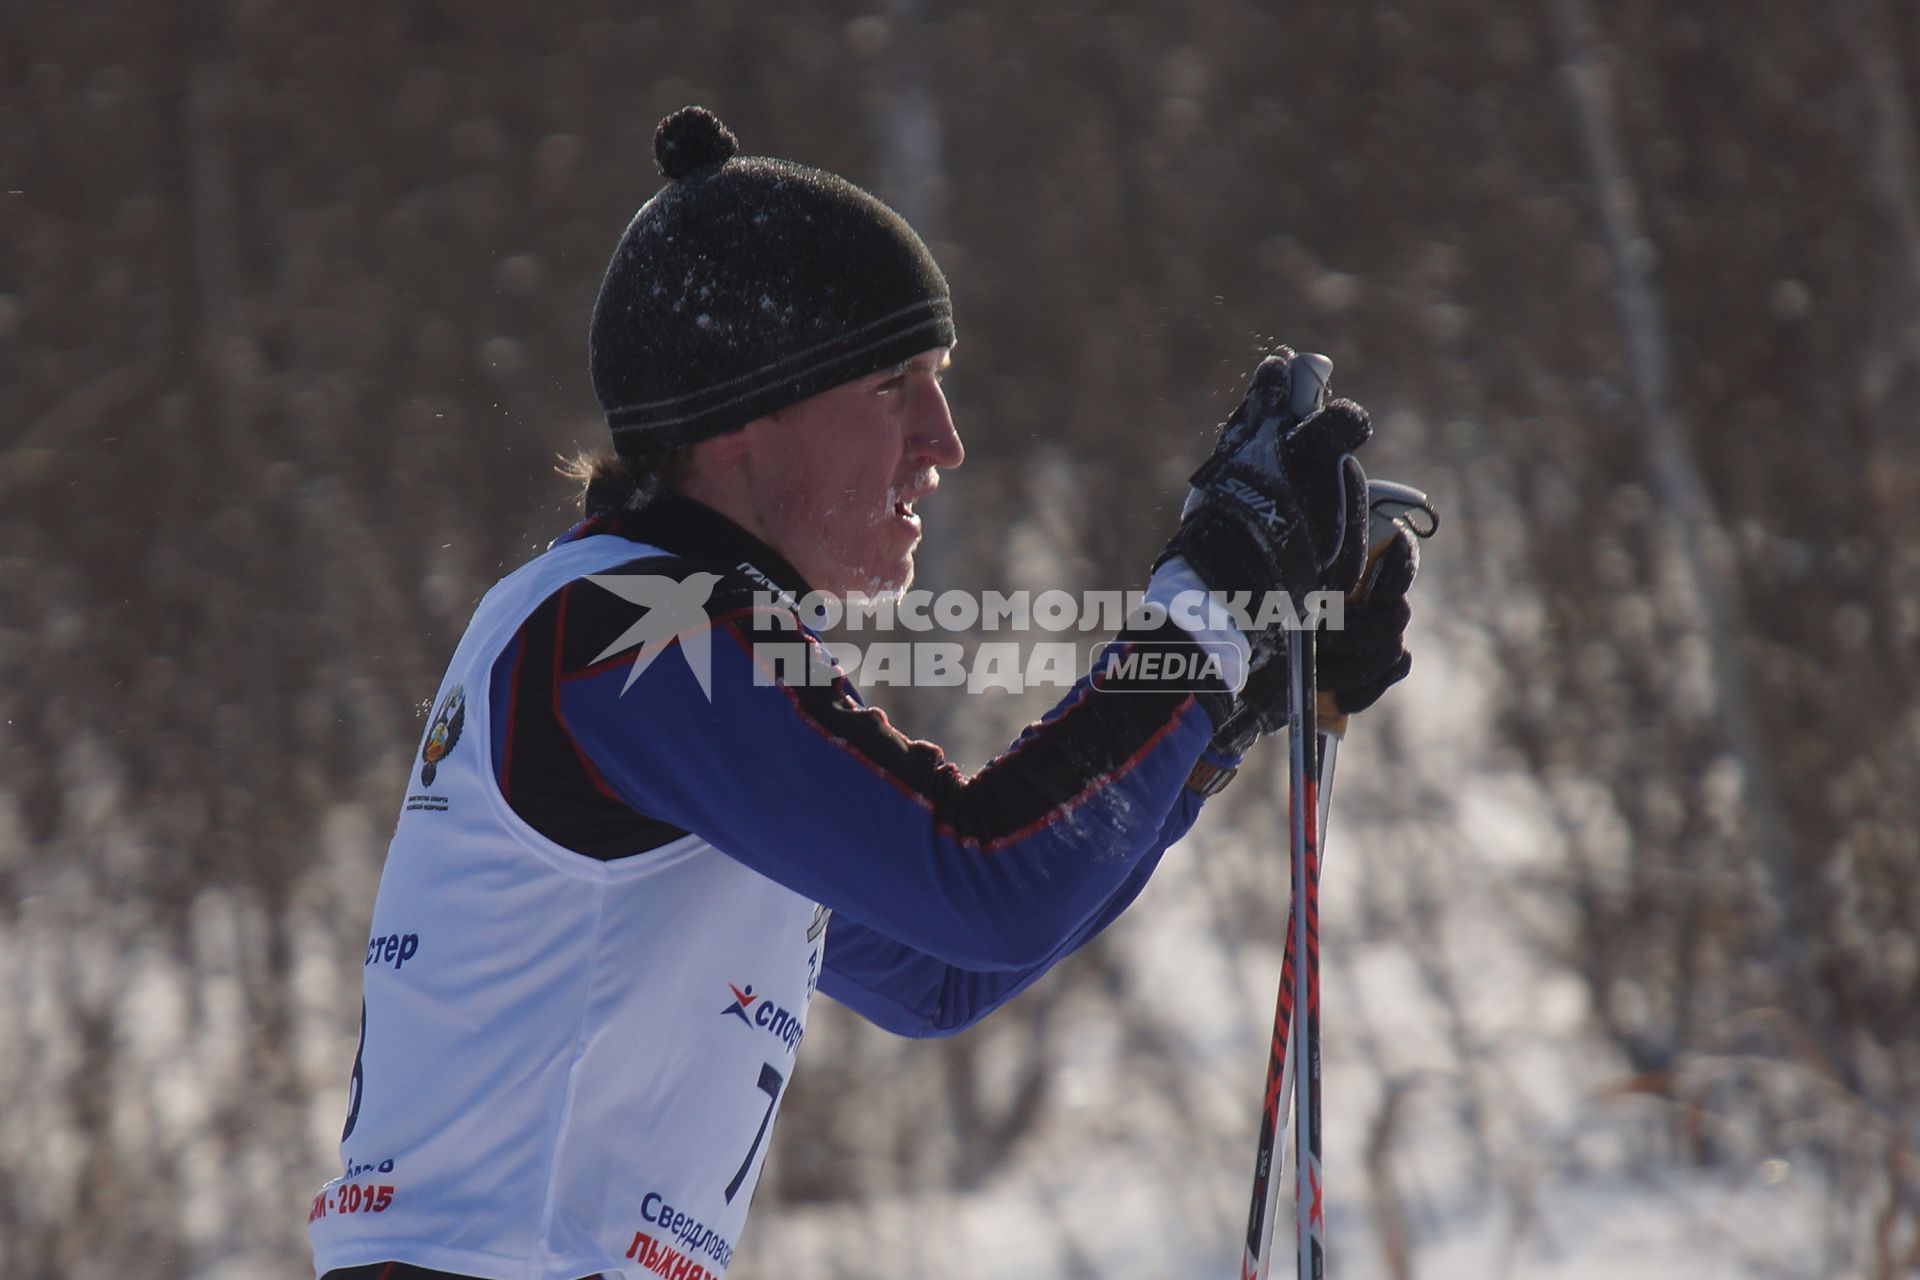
[500,496,1232,1010]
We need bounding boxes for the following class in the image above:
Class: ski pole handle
[1288,352,1334,420]
[1365,479,1438,544]
[1315,480,1440,736]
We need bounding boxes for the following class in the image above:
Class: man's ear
[688,427,754,474]
[672,429,752,506]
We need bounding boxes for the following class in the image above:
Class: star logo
[584,572,724,699]
[721,983,758,1026]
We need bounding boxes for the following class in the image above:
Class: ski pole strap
[1185,757,1240,796]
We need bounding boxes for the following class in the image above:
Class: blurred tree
[1,0,1915,1275]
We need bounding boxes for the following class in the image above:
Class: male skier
[309,106,1418,1280]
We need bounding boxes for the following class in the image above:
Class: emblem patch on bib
[419,684,466,786]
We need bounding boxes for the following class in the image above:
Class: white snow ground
[742,817,1826,1278]
[738,618,1829,1279]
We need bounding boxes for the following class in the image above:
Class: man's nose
[911,385,964,470]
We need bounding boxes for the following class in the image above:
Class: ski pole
[1311,482,1436,829]
[1287,610,1326,1280]
[1239,481,1437,1280]
[1236,352,1333,1280]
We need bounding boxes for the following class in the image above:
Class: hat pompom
[654,106,739,180]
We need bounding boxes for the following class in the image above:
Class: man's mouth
[890,477,937,529]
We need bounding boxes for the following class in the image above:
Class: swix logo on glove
[1219,477,1290,528]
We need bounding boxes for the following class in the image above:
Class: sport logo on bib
[720,983,759,1027]
[719,981,804,1053]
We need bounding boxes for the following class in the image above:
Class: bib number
[341,1000,367,1141]
[723,1062,785,1202]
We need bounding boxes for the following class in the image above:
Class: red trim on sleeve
[498,633,529,800]
[550,583,628,806]
[723,623,1197,854]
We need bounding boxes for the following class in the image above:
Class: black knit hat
[589,106,956,453]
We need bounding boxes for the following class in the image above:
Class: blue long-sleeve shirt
[487,494,1235,1036]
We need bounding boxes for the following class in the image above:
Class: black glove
[1320,526,1416,713]
[1159,350,1374,621]
[1206,526,1419,757]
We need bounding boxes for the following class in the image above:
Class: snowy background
[3,1,1917,1277]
